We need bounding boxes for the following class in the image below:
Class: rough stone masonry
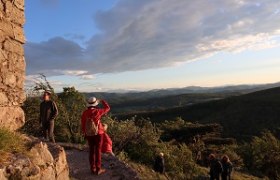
[0,0,26,130]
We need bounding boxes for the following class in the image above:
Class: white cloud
[80,74,95,80]
[25,0,280,77]
[62,70,88,76]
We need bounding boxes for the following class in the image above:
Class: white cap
[87,97,99,107]
[44,89,52,95]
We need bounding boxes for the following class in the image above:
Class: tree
[59,87,86,143]
[239,131,280,179]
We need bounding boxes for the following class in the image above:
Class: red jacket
[102,133,113,153]
[81,100,110,135]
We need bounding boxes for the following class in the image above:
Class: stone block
[13,23,25,43]
[3,39,24,55]
[40,165,56,180]
[0,20,13,37]
[4,1,25,25]
[2,72,17,88]
[29,142,54,167]
[0,92,9,105]
[0,106,25,130]
[14,0,24,11]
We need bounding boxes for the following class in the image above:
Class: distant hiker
[196,150,202,165]
[81,97,110,175]
[154,152,165,174]
[192,136,197,144]
[221,155,233,180]
[102,124,114,156]
[209,154,223,180]
[39,90,58,143]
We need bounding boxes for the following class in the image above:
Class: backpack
[85,116,100,136]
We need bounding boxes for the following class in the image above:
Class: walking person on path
[221,155,233,180]
[81,97,110,175]
[154,152,165,174]
[209,154,223,180]
[39,90,58,143]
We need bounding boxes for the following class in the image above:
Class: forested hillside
[116,87,280,139]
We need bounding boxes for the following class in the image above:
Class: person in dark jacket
[221,155,233,180]
[209,154,223,180]
[154,152,165,174]
[39,90,58,143]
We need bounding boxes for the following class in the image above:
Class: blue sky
[24,0,280,92]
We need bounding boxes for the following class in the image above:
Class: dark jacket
[222,161,233,179]
[40,100,58,123]
[210,159,223,177]
[154,156,165,173]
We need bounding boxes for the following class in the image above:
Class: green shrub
[238,131,280,179]
[103,117,200,179]
[21,96,42,137]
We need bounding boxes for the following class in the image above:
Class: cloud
[25,37,85,75]
[25,0,280,77]
[64,33,86,41]
[80,74,95,80]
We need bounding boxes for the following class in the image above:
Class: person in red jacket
[102,124,114,156]
[81,97,110,175]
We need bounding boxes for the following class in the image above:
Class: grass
[128,161,168,180]
[0,128,28,163]
[231,171,268,180]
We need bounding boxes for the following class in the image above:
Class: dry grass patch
[0,128,28,164]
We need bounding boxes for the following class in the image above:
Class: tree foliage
[238,131,280,179]
[59,87,86,142]
[102,117,200,179]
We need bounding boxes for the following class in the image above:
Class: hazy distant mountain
[84,82,280,103]
[148,82,280,95]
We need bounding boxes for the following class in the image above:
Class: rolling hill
[115,86,280,140]
[84,82,280,114]
[108,92,242,114]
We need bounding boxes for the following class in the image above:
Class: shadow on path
[66,149,139,180]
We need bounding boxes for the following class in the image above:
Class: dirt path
[66,149,139,180]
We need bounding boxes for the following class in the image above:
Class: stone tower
[0,0,25,130]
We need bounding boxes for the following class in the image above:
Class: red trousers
[87,134,103,171]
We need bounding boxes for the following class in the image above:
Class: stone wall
[0,0,26,130]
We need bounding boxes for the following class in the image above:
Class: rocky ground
[0,137,69,180]
[66,148,139,180]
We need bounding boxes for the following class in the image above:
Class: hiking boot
[91,167,96,174]
[109,163,115,169]
[96,168,106,175]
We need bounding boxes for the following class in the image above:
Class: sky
[24,0,280,92]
